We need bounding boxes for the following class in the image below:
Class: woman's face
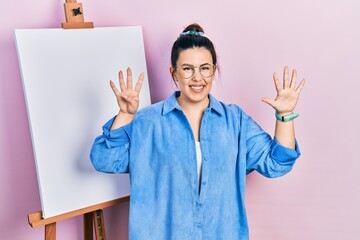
[171,47,215,107]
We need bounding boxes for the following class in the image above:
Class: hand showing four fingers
[110,67,144,115]
[261,66,305,115]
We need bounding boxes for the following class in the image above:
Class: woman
[90,23,305,240]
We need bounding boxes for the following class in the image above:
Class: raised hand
[110,67,144,116]
[261,66,305,115]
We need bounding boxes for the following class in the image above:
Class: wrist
[275,112,299,122]
[110,111,135,131]
[118,111,135,120]
[276,111,293,116]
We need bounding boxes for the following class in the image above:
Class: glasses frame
[175,63,216,79]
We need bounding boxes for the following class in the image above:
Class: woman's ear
[169,66,177,81]
[212,65,218,82]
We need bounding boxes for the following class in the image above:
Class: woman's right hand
[110,67,144,116]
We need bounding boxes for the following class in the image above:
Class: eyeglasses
[176,63,216,79]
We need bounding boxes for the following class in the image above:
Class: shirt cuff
[101,116,132,148]
[271,138,301,165]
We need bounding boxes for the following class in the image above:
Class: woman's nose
[192,68,202,81]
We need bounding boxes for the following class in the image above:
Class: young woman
[90,23,305,240]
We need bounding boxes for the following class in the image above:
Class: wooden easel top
[62,0,94,29]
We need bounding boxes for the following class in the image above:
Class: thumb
[261,98,275,107]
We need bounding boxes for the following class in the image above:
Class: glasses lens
[179,66,194,79]
[200,64,214,78]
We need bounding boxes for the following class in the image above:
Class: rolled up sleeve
[90,116,132,174]
[244,113,301,178]
[270,138,301,165]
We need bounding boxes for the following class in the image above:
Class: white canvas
[15,26,151,218]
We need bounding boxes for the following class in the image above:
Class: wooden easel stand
[28,196,130,240]
[27,1,127,239]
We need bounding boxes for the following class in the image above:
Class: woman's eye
[201,67,210,71]
[182,67,192,71]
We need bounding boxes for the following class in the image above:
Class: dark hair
[171,23,217,76]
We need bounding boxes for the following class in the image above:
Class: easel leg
[45,223,56,240]
[93,210,106,240]
[84,212,94,240]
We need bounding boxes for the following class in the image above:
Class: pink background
[1,0,359,239]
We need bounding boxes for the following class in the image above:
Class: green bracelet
[275,112,299,122]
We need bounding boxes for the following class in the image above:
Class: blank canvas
[15,26,151,218]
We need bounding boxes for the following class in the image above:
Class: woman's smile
[189,84,205,93]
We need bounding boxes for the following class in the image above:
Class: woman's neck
[177,95,210,114]
[177,95,209,142]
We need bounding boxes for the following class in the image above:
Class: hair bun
[183,23,205,33]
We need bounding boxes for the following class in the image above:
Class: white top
[195,141,202,188]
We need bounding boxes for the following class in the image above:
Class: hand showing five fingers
[261,66,305,115]
[110,67,144,115]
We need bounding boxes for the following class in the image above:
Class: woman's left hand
[261,66,305,115]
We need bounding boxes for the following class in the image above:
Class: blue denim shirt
[90,91,301,240]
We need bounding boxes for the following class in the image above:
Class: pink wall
[1,0,359,239]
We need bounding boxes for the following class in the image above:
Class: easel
[27,2,126,239]
[27,196,130,240]
[61,0,94,29]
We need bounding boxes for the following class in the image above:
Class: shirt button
[196,223,202,228]
[198,202,203,207]
[202,181,207,185]
[203,157,208,161]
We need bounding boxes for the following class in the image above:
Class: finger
[273,72,282,92]
[296,79,306,94]
[118,70,126,92]
[261,97,276,108]
[126,67,133,90]
[134,72,144,93]
[290,69,297,89]
[110,80,121,97]
[283,66,290,88]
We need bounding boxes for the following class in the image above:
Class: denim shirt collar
[162,91,224,116]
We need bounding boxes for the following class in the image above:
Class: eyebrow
[180,63,212,67]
